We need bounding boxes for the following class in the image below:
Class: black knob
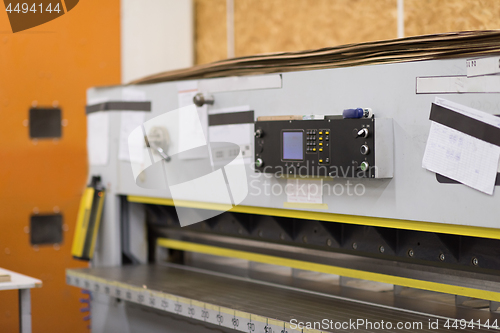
[255,129,263,138]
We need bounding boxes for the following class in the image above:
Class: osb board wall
[405,0,500,36]
[195,0,397,64]
[195,0,227,65]
[195,0,500,65]
[234,0,397,58]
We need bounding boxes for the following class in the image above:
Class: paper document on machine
[118,88,147,163]
[422,98,500,195]
[87,97,110,166]
[177,80,209,160]
[208,106,254,165]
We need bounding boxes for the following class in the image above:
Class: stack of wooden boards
[131,30,500,84]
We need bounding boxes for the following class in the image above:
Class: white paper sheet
[207,105,250,115]
[435,97,500,128]
[422,98,500,195]
[416,75,500,94]
[177,81,208,159]
[198,74,282,93]
[87,112,110,166]
[208,106,253,165]
[467,56,500,77]
[119,112,146,163]
[122,87,147,102]
[209,124,253,164]
[286,179,323,204]
[118,88,148,163]
[178,104,207,153]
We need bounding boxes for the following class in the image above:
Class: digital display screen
[282,131,303,160]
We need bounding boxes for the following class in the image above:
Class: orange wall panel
[0,1,120,332]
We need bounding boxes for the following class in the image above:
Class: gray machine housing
[85,56,500,267]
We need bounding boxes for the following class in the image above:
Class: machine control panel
[254,117,393,178]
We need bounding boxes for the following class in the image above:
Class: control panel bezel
[255,118,376,178]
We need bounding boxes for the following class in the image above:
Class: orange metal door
[0,1,120,331]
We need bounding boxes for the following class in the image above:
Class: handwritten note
[422,98,500,195]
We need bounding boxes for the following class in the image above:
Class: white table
[0,268,42,333]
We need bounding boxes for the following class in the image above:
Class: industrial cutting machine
[67,32,500,333]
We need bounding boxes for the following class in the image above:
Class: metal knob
[360,161,370,172]
[193,93,215,107]
[357,128,369,138]
[255,158,264,168]
[255,129,263,138]
[360,145,370,155]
